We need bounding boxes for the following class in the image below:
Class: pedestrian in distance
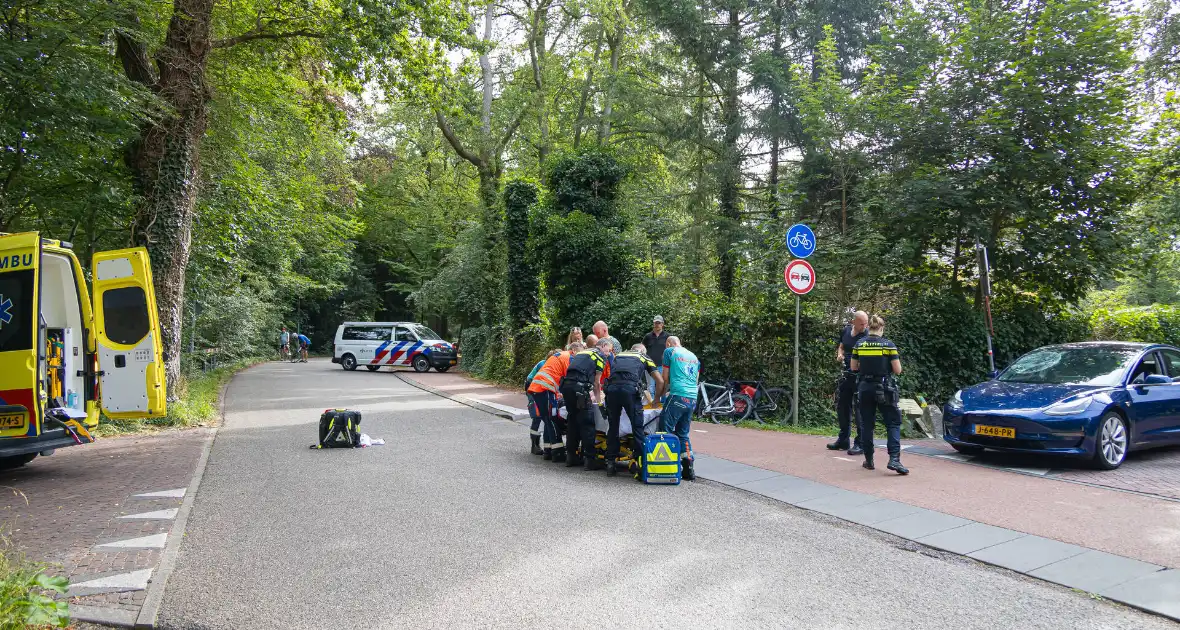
[279,327,290,361]
[642,316,669,401]
[592,320,623,356]
[850,315,909,475]
[297,333,311,362]
[659,336,700,481]
[560,338,613,470]
[604,344,664,477]
[829,310,869,455]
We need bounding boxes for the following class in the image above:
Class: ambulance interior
[39,252,86,417]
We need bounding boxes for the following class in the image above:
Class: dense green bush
[1090,304,1180,347]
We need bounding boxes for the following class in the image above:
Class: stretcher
[552,401,664,466]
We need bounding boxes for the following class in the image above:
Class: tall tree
[114,0,455,392]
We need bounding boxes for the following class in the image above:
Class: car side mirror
[1142,374,1171,386]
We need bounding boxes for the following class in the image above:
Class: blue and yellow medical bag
[641,432,681,485]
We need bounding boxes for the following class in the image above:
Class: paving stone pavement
[0,428,210,619]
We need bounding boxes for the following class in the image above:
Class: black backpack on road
[312,409,362,449]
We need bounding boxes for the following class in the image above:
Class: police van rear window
[0,269,34,353]
[342,326,392,341]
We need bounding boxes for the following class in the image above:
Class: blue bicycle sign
[786,224,816,258]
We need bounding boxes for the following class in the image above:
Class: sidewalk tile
[915,522,1025,554]
[735,475,844,505]
[1030,550,1164,594]
[795,490,884,519]
[874,510,972,540]
[968,535,1087,572]
[697,461,781,486]
[832,499,924,527]
[1100,568,1180,620]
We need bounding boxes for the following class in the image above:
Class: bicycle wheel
[755,388,790,422]
[726,393,754,423]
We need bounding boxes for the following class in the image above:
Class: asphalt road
[158,361,1174,629]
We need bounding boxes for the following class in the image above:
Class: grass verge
[0,541,68,629]
[92,357,266,437]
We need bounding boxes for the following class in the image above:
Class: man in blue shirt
[659,336,700,480]
[296,333,310,362]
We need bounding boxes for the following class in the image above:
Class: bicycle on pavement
[694,381,754,424]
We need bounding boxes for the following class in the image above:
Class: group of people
[279,327,311,362]
[524,317,701,480]
[828,311,910,475]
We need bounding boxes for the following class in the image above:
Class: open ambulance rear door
[92,248,166,418]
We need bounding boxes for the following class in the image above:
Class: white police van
[332,322,457,373]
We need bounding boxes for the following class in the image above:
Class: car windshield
[997,347,1141,386]
[410,325,442,340]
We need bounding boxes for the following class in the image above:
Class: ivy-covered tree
[504,180,541,330]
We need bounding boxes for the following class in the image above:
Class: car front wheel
[412,355,431,373]
[1093,412,1129,470]
[340,354,357,371]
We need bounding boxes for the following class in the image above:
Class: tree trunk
[597,32,622,144]
[529,2,551,165]
[573,34,603,149]
[715,8,742,298]
[125,0,215,398]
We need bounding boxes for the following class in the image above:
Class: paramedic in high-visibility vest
[560,339,613,470]
[604,344,664,477]
[525,349,562,455]
[658,336,700,481]
[527,342,584,462]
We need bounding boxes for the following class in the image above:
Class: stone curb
[71,604,139,628]
[697,455,1179,623]
[128,373,235,629]
[395,372,530,422]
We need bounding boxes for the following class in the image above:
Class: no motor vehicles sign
[784,259,815,295]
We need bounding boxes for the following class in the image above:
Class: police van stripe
[372,340,393,364]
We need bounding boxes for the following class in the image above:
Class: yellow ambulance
[0,232,166,469]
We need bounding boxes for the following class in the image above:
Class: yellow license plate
[974,424,1015,438]
[0,413,26,429]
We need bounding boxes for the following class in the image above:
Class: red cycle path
[399,369,1180,568]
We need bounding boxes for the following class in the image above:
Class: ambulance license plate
[974,424,1015,439]
[0,414,26,429]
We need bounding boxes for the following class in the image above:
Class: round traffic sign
[786,224,816,258]
[784,259,816,295]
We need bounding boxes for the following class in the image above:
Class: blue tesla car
[943,342,1180,469]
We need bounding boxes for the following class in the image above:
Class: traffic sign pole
[792,293,800,425]
[784,252,816,426]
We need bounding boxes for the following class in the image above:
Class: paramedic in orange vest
[527,342,584,462]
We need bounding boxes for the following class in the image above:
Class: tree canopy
[5,0,1179,420]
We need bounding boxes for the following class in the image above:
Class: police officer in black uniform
[604,344,664,476]
[828,310,868,455]
[850,315,909,475]
[560,339,613,470]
